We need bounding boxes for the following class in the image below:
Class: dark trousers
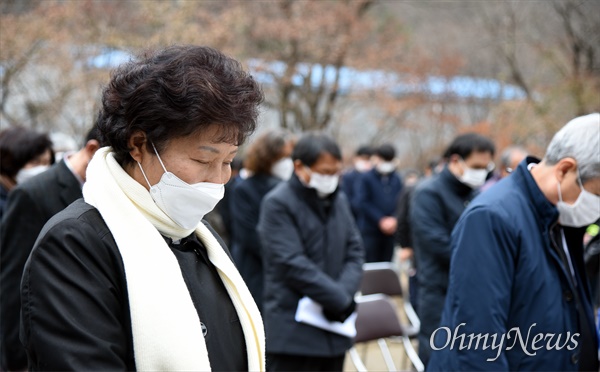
[417,287,446,367]
[362,233,395,263]
[408,271,419,314]
[266,353,345,372]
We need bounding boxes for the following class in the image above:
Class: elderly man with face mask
[429,113,600,371]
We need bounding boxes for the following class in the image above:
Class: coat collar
[288,173,337,221]
[512,156,559,229]
[439,165,473,197]
[56,160,83,206]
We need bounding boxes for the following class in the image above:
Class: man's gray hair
[544,113,600,182]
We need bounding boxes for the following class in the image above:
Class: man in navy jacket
[429,113,600,371]
[355,144,403,262]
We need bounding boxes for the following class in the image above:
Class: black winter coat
[230,173,281,310]
[1,160,81,371]
[257,174,364,357]
[20,199,247,371]
[409,166,474,362]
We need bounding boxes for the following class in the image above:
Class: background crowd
[0,2,599,366]
[1,109,600,371]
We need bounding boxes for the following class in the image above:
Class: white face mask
[459,160,488,189]
[355,159,372,173]
[306,167,339,198]
[138,144,225,230]
[16,165,50,184]
[376,161,396,174]
[271,157,294,180]
[556,172,600,228]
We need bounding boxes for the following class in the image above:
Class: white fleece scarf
[83,147,265,371]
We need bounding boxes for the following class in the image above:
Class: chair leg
[398,343,408,371]
[349,347,368,372]
[403,301,421,330]
[377,338,397,371]
[401,336,424,372]
[360,342,369,365]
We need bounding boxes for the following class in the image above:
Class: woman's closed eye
[192,158,212,165]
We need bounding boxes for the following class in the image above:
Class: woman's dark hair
[244,130,293,175]
[292,133,342,167]
[443,133,496,160]
[376,144,396,161]
[0,127,54,178]
[97,45,264,166]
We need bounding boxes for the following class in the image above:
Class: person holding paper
[258,133,365,371]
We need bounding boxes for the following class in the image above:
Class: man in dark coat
[395,169,421,313]
[0,128,100,371]
[429,113,600,371]
[410,133,495,366]
[257,133,364,371]
[355,144,403,262]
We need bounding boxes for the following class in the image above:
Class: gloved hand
[323,299,356,323]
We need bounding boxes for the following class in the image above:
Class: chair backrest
[354,294,404,343]
[360,262,403,297]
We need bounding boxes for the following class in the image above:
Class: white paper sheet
[294,296,357,338]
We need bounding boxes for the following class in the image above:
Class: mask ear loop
[303,165,311,174]
[576,169,585,191]
[458,157,468,173]
[559,167,585,204]
[137,142,167,189]
[557,178,564,203]
[150,142,168,173]
[138,162,153,189]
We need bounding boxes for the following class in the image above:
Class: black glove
[323,299,356,323]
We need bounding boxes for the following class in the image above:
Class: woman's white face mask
[138,143,225,229]
[271,157,294,180]
[556,171,600,228]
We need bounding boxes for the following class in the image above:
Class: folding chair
[349,294,424,372]
[359,262,420,331]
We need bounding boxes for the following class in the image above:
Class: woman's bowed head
[19,45,265,371]
[96,45,264,228]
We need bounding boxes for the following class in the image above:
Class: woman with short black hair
[230,129,295,310]
[20,45,265,371]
